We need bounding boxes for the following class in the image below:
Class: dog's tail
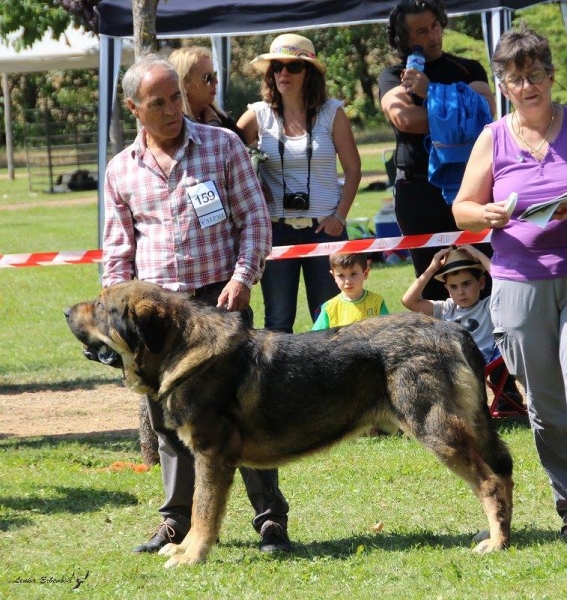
[455,335,513,479]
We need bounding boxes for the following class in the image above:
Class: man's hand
[400,69,429,99]
[217,280,251,313]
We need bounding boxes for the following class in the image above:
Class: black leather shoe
[133,522,186,553]
[259,521,292,553]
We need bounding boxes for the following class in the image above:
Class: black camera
[283,192,310,210]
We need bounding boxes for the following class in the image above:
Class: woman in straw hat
[238,33,361,333]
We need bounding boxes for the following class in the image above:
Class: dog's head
[65,280,247,396]
[64,281,176,390]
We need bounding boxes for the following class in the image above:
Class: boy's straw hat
[251,33,326,74]
[434,247,485,281]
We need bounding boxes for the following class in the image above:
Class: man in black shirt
[378,0,495,299]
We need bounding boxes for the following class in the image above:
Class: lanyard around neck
[277,114,313,199]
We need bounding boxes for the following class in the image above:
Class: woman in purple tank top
[452,23,567,543]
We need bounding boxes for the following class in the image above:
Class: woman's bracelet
[332,212,347,226]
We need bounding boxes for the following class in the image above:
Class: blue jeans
[261,220,348,332]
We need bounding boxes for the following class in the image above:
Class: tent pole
[97,35,124,272]
[481,8,511,120]
[211,35,230,110]
[2,72,14,179]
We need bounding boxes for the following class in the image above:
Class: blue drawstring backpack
[425,82,492,204]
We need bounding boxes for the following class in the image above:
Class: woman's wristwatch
[332,212,347,227]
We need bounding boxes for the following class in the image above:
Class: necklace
[513,105,555,158]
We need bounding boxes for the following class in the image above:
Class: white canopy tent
[0,26,135,178]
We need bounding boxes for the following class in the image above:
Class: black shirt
[378,52,489,175]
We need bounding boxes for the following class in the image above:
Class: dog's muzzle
[85,344,121,366]
[64,307,123,369]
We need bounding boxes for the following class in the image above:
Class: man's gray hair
[122,54,180,105]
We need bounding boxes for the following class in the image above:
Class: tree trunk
[132,0,160,465]
[109,94,124,156]
[139,396,159,466]
[352,38,376,112]
[132,0,159,56]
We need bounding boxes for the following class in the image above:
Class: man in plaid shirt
[102,55,292,555]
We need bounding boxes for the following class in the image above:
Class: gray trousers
[147,285,289,535]
[490,277,567,518]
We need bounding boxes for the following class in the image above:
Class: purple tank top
[488,106,567,281]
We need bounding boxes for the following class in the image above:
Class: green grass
[1,147,564,599]
[1,424,564,599]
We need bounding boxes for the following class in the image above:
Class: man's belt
[188,280,229,298]
[396,168,429,182]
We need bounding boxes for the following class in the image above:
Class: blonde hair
[168,46,226,119]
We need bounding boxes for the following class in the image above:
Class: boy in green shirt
[312,253,389,330]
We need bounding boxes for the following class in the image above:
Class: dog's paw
[164,554,206,568]
[472,531,506,554]
[158,542,184,557]
[472,530,490,545]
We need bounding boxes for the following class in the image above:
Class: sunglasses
[271,60,306,74]
[504,69,547,90]
[202,71,218,85]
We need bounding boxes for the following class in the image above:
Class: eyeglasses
[202,71,218,85]
[504,69,548,90]
[271,60,306,74]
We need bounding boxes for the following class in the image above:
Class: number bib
[186,180,227,228]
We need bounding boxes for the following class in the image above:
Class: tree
[515,4,567,104]
[129,0,161,467]
[132,0,159,55]
[0,2,70,49]
[55,0,100,32]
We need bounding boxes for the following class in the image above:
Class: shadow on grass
[0,432,139,447]
[0,376,122,395]
[222,528,560,561]
[0,486,138,532]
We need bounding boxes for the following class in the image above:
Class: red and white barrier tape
[0,229,491,269]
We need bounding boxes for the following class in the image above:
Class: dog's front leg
[160,451,236,568]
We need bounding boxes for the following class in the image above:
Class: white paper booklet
[518,191,567,228]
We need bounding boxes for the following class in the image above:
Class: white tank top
[249,99,343,218]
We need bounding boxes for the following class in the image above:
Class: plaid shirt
[102,117,271,292]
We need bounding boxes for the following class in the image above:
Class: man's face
[127,66,184,146]
[405,10,443,61]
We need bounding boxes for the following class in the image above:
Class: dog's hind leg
[408,408,513,553]
[160,452,236,567]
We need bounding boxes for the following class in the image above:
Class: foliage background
[1,3,567,155]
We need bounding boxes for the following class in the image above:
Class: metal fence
[23,106,136,193]
[23,106,99,193]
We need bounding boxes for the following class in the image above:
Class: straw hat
[434,247,486,281]
[251,33,326,74]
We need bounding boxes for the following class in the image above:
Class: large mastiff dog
[65,280,513,567]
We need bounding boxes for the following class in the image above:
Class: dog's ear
[130,299,170,354]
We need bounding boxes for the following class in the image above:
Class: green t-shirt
[311,289,389,330]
